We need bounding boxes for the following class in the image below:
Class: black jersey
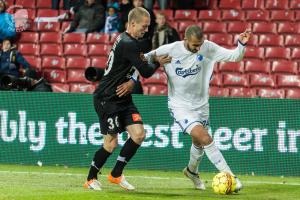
[94,32,160,103]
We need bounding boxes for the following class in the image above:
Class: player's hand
[116,79,135,97]
[153,53,172,66]
[238,28,252,45]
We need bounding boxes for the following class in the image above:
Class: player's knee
[202,135,213,146]
[131,131,145,144]
[103,139,118,153]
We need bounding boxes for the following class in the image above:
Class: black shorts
[94,98,143,135]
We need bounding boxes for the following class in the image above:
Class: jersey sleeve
[124,41,160,78]
[144,43,173,66]
[205,40,246,62]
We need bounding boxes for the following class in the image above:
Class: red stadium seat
[67,69,87,83]
[291,49,300,60]
[258,88,285,98]
[142,85,149,94]
[229,87,257,97]
[169,21,178,29]
[244,60,271,74]
[5,0,15,7]
[26,8,36,20]
[198,10,221,21]
[148,85,168,96]
[64,44,87,56]
[24,56,41,71]
[88,44,111,56]
[174,10,197,21]
[290,0,300,9]
[246,10,269,21]
[271,10,295,21]
[209,34,233,46]
[36,0,52,8]
[259,34,284,46]
[219,62,244,73]
[272,61,298,74]
[244,47,265,60]
[18,32,39,43]
[40,44,63,56]
[227,22,249,33]
[178,21,195,33]
[91,57,107,69]
[63,33,86,44]
[43,69,66,83]
[18,44,40,56]
[37,9,59,17]
[143,71,167,85]
[70,84,95,93]
[277,23,298,34]
[154,9,174,21]
[36,22,60,32]
[252,22,276,34]
[61,21,71,32]
[209,87,229,97]
[242,0,264,10]
[285,35,300,47]
[286,89,300,99]
[221,10,245,21]
[66,57,90,69]
[51,83,70,93]
[42,56,65,69]
[223,73,248,87]
[40,32,62,43]
[15,0,36,8]
[265,0,288,10]
[265,47,290,60]
[277,75,300,87]
[86,33,110,44]
[250,74,276,88]
[209,73,222,87]
[219,0,241,9]
[202,22,226,33]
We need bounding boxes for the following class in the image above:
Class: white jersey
[145,40,246,110]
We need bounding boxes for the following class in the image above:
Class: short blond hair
[128,7,150,23]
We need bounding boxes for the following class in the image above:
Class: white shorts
[169,106,210,134]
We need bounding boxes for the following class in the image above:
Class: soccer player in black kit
[83,7,171,191]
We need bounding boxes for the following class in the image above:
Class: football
[212,172,236,195]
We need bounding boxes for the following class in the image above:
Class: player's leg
[190,125,242,192]
[84,99,120,190]
[108,104,144,190]
[170,108,206,190]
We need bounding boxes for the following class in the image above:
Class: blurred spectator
[173,0,195,9]
[64,0,105,33]
[24,69,53,92]
[119,0,133,32]
[144,0,168,10]
[152,12,180,49]
[0,39,30,77]
[0,0,16,41]
[133,0,156,53]
[103,3,120,34]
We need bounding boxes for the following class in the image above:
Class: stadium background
[1,0,300,179]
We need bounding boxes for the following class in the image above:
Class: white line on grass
[0,170,299,186]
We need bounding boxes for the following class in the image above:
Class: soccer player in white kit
[145,25,252,192]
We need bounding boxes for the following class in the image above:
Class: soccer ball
[212,172,236,195]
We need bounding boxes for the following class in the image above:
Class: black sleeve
[124,42,160,78]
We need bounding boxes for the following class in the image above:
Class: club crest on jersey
[197,54,203,61]
[175,65,202,78]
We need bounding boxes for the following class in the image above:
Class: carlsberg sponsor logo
[175,65,201,78]
[0,110,299,153]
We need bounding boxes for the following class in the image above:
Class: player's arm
[208,29,252,62]
[144,44,173,64]
[125,43,171,78]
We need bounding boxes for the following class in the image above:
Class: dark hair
[185,25,203,40]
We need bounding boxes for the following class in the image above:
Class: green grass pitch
[0,164,299,200]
